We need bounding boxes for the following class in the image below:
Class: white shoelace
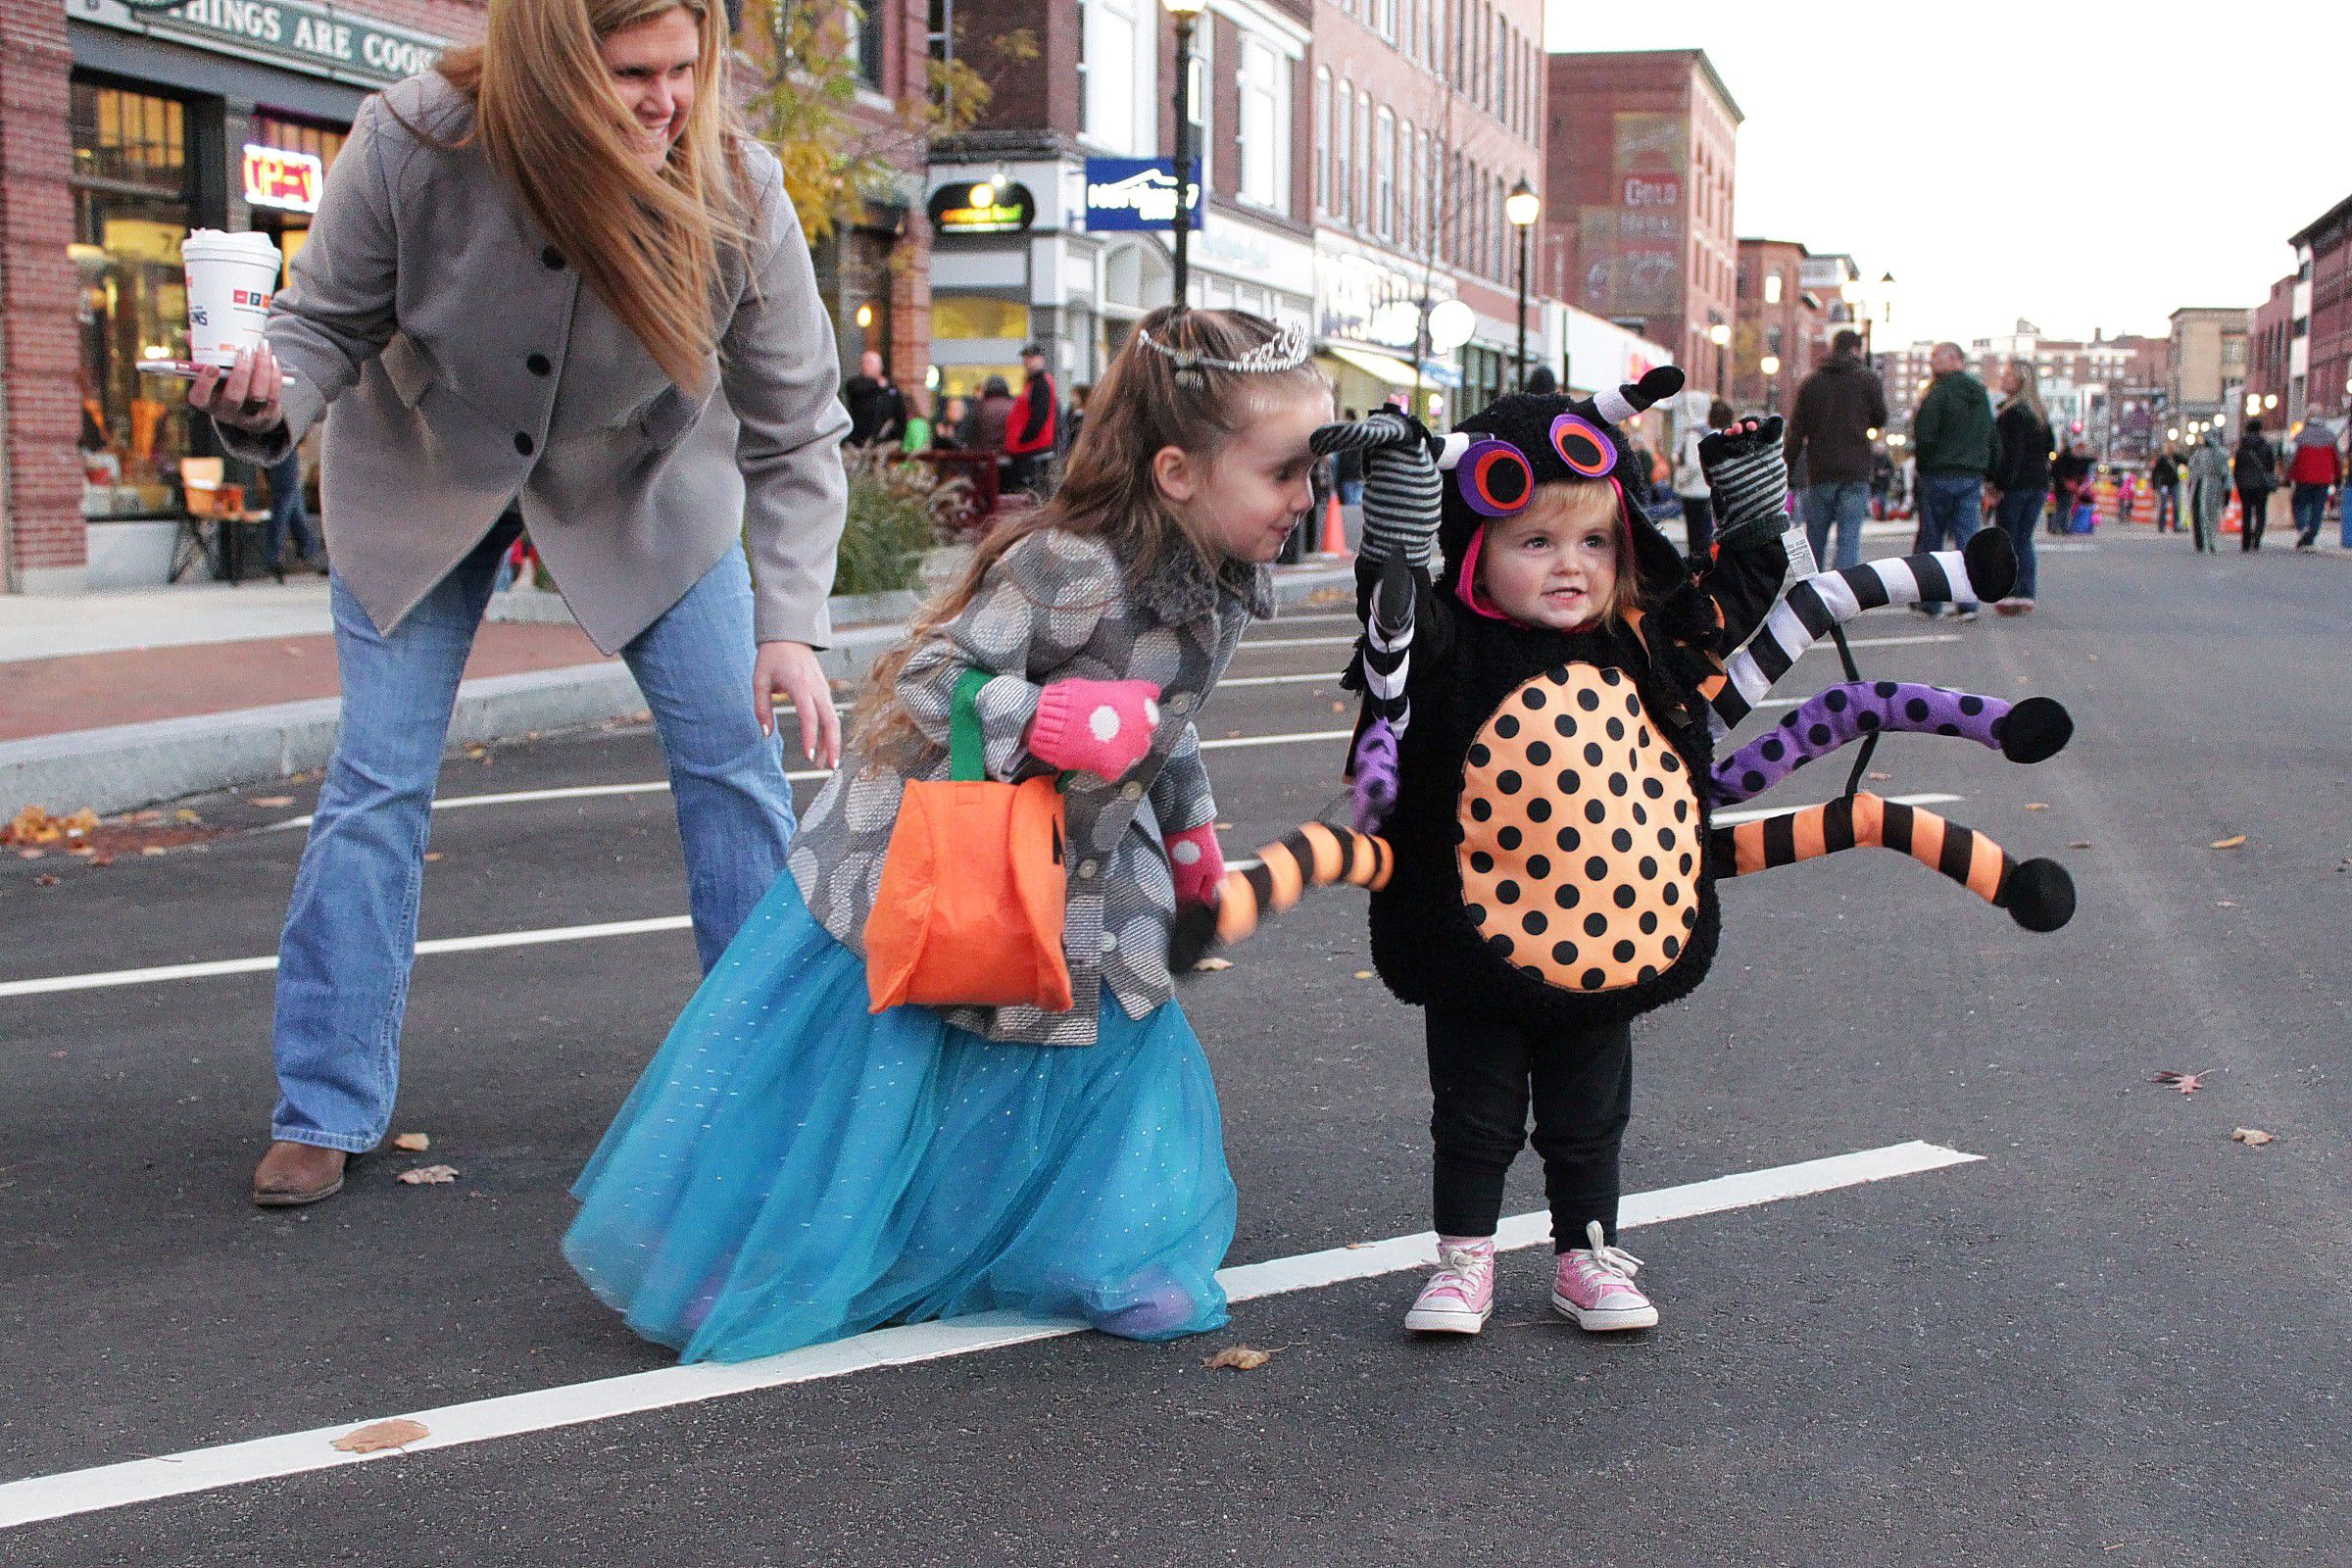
[1434,1244,1494,1287]
[1577,1219,1643,1281]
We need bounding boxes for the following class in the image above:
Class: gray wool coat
[790,528,1274,1046]
[219,73,850,654]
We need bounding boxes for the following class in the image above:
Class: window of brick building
[1239,37,1289,215]
[1315,68,1331,215]
[1374,107,1395,239]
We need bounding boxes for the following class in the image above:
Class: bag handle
[949,667,991,782]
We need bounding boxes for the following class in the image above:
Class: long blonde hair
[856,307,1328,767]
[434,0,749,390]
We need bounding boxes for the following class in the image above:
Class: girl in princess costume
[564,308,1331,1359]
[1176,368,2077,1335]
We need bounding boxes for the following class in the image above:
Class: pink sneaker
[1551,1220,1657,1331]
[1404,1237,1495,1334]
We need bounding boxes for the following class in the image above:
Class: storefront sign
[242,143,322,213]
[926,180,1034,236]
[69,0,448,89]
[1083,159,1200,233]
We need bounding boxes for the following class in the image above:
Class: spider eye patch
[1456,438,1534,517]
[1548,413,1618,477]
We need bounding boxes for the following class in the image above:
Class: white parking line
[1807,633,1962,651]
[1712,791,1960,827]
[0,1139,1980,1530]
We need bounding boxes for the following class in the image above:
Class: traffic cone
[2223,497,2241,535]
[1319,492,1349,556]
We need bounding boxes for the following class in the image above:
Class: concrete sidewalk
[0,563,1355,817]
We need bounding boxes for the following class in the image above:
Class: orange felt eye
[1457,438,1533,517]
[1549,413,1618,477]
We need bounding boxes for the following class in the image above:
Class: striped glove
[1698,414,1790,552]
[1311,412,1442,568]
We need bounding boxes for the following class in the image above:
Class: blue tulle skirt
[564,872,1236,1363]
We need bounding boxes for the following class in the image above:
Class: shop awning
[1321,343,1422,388]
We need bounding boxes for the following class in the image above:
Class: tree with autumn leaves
[735,0,1032,248]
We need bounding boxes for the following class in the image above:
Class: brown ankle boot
[253,1141,348,1206]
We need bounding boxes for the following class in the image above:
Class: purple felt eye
[1549,413,1618,477]
[1456,438,1533,517]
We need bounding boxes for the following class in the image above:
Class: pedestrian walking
[840,348,906,449]
[2150,448,2181,532]
[2287,413,2342,551]
[1784,328,1888,571]
[1333,409,1367,506]
[2233,417,2280,552]
[970,373,1015,454]
[2187,428,2230,552]
[263,447,321,577]
[1308,383,1788,1337]
[1986,358,2053,614]
[1671,392,1734,558]
[1907,342,1998,618]
[1004,340,1059,495]
[564,308,1329,1361]
[2049,441,2095,536]
[192,0,850,1207]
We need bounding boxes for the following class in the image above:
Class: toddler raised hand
[1698,414,1790,552]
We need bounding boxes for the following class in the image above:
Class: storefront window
[247,114,348,282]
[72,80,194,520]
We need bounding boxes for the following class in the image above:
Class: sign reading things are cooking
[70,0,449,89]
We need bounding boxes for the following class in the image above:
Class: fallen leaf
[1866,771,1892,782]
[16,848,43,859]
[2216,900,2237,908]
[2210,835,2245,850]
[33,873,60,887]
[423,852,444,863]
[249,796,294,808]
[391,1132,431,1152]
[1202,1346,1278,1371]
[140,846,167,857]
[1332,701,1347,712]
[2069,840,2093,850]
[1353,969,1374,979]
[289,771,312,784]
[1192,956,1233,972]
[172,808,202,824]
[331,1418,428,1454]
[2231,1127,2274,1147]
[1344,1241,1375,1250]
[465,745,487,760]
[396,1164,460,1185]
[2024,802,2049,811]
[2151,1070,2207,1095]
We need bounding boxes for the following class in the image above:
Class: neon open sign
[242,144,324,214]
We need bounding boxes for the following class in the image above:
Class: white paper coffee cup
[182,229,283,368]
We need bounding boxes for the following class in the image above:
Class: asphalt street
[3,530,2348,1565]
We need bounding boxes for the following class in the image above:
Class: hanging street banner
[68,0,449,90]
[1083,159,1201,233]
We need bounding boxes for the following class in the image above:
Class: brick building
[2245,272,2295,424]
[1732,237,1825,414]
[2167,306,2250,438]
[922,0,1316,406]
[2,0,927,595]
[1309,0,1552,419]
[2289,194,2351,425]
[1544,48,1740,394]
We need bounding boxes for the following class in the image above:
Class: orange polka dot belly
[1456,664,1701,992]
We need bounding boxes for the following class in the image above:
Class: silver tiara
[1136,322,1312,375]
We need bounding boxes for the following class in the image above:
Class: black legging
[2240,488,2270,551]
[1425,1005,1632,1249]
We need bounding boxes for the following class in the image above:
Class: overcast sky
[1541,4,2352,346]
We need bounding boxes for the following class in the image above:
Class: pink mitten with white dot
[1164,822,1224,908]
[1026,678,1162,780]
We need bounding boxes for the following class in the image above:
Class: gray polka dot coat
[790,527,1274,1046]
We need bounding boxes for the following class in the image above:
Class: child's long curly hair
[855,307,1327,768]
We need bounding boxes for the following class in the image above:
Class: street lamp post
[1707,319,1731,397]
[1759,354,1781,414]
[1162,0,1204,309]
[1504,177,1541,389]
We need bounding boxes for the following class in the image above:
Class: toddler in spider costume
[1173,368,2081,1337]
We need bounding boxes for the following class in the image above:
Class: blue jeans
[270,528,798,1152]
[1915,474,1985,612]
[2291,482,2329,546]
[266,451,318,568]
[1994,486,2041,601]
[1800,480,1869,571]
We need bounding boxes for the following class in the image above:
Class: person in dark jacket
[1986,360,2054,612]
[2233,417,2280,552]
[1784,329,1888,570]
[2149,448,2180,533]
[1908,343,1999,619]
[840,349,907,448]
[1004,341,1060,496]
[970,375,1015,453]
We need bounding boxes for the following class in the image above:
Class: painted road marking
[0,1140,1981,1530]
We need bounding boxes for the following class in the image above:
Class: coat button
[1076,858,1100,880]
[1167,694,1194,714]
[542,246,564,269]
[514,432,535,456]
[526,353,552,376]
[1119,780,1143,801]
